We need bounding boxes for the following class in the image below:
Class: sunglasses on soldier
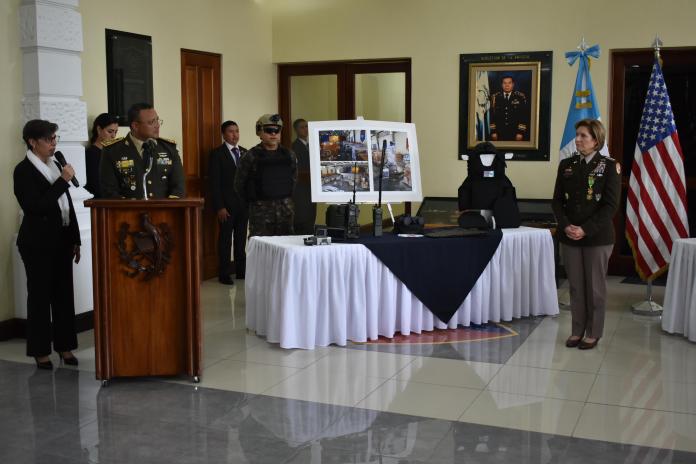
[262,126,281,135]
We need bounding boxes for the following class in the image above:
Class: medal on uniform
[587,175,595,200]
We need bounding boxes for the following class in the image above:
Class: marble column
[13,0,93,318]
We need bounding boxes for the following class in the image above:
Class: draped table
[662,238,696,342]
[245,227,559,349]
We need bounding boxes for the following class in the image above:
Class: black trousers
[218,210,249,278]
[19,232,77,357]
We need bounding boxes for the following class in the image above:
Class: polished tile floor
[1,276,696,463]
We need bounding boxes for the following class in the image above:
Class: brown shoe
[565,336,581,348]
[578,338,599,350]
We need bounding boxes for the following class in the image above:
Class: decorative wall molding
[22,50,83,97]
[20,2,83,52]
[16,0,93,320]
[22,97,87,141]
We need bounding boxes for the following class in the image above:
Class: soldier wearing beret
[100,102,185,199]
[234,114,297,236]
[552,118,620,350]
[490,75,529,141]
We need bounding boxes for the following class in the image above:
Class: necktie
[231,146,240,165]
[143,140,155,168]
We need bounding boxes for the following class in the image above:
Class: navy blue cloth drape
[357,230,503,323]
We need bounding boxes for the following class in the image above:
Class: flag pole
[630,36,665,317]
[559,36,591,311]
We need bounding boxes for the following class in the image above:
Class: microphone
[53,151,79,187]
[143,139,157,169]
[142,141,156,200]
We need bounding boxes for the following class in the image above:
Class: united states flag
[626,58,689,281]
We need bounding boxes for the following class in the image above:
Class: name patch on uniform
[483,170,495,178]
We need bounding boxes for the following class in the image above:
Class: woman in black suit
[85,113,119,197]
[14,120,81,369]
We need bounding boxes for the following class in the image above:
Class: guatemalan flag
[560,44,609,159]
[474,70,491,141]
[626,57,689,281]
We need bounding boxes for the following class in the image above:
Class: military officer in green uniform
[552,119,621,350]
[234,114,297,236]
[490,75,529,141]
[100,102,185,199]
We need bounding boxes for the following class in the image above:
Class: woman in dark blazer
[14,120,81,369]
[85,113,119,197]
[552,119,621,350]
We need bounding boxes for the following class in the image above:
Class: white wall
[1,0,276,322]
[270,0,696,201]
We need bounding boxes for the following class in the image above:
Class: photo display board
[308,120,422,203]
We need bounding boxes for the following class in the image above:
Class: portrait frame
[459,51,552,161]
[308,119,423,204]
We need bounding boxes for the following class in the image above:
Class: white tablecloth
[245,227,559,349]
[662,238,696,342]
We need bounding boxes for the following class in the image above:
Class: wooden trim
[180,48,222,58]
[85,198,205,208]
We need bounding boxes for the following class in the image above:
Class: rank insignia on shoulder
[616,163,621,174]
[102,137,123,147]
[159,137,177,145]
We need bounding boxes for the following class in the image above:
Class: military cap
[255,113,283,131]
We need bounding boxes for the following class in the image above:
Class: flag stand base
[630,300,662,316]
[630,281,662,316]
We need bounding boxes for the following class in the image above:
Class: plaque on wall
[105,29,154,125]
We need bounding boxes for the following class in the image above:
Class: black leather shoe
[565,336,581,348]
[35,358,53,370]
[578,338,600,350]
[218,276,234,285]
[60,355,79,366]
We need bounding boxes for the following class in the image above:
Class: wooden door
[278,59,413,217]
[181,49,221,280]
[608,48,696,275]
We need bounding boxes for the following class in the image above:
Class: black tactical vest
[458,143,520,228]
[253,147,294,200]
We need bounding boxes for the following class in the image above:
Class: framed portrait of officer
[459,51,552,161]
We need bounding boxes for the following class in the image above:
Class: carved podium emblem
[117,213,173,280]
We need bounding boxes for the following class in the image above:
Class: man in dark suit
[291,118,316,234]
[209,120,248,284]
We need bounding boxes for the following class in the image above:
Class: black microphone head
[53,151,66,166]
[382,139,387,151]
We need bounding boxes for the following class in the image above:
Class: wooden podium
[85,199,204,384]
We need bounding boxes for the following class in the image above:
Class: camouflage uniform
[234,143,298,236]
